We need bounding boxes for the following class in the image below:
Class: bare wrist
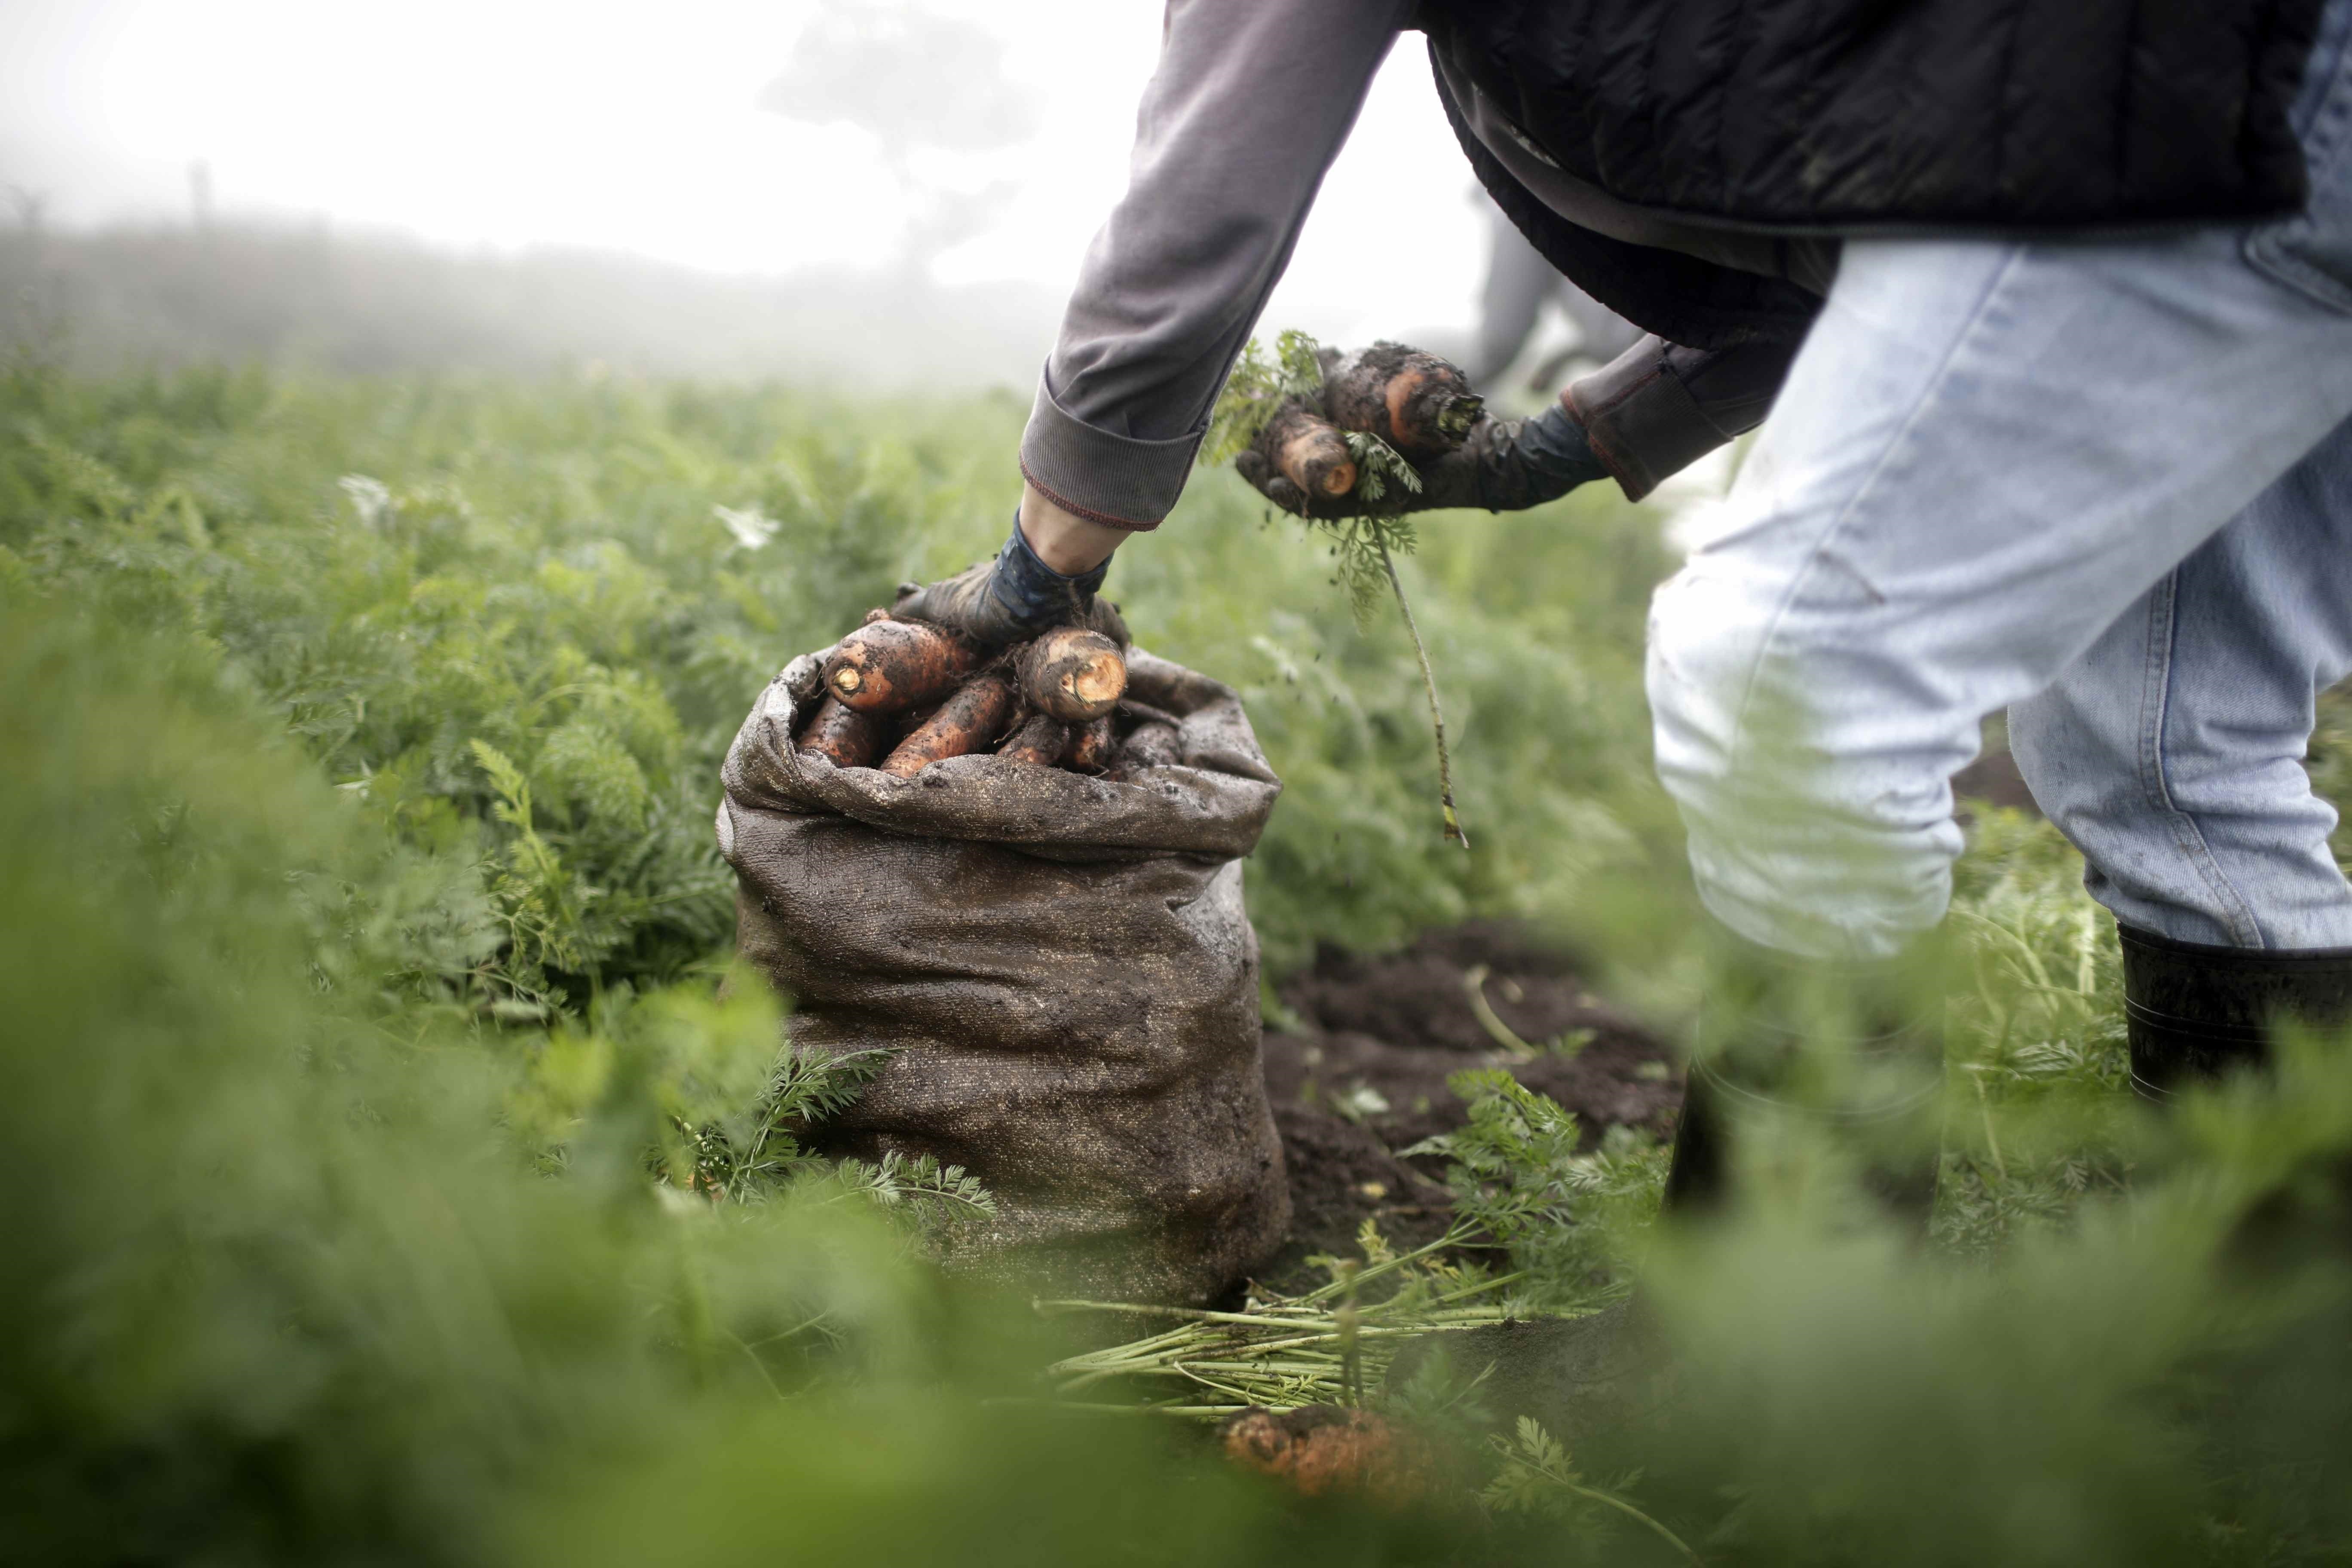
[1019,483,1129,575]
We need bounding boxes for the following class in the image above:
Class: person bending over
[898,0,2352,1231]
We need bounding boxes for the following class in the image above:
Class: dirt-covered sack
[717,644,1291,1305]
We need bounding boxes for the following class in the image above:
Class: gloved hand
[888,516,1129,651]
[1233,398,1609,519]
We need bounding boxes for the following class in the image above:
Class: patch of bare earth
[1255,921,1681,1294]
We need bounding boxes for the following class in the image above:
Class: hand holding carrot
[1228,340,1609,518]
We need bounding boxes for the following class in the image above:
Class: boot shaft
[1664,923,1948,1231]
[2119,925,2352,1102]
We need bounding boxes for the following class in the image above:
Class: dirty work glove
[1234,400,1608,520]
[1565,334,1800,502]
[889,515,1127,651]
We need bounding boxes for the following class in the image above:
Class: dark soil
[1254,921,1682,1295]
[1246,724,2035,1299]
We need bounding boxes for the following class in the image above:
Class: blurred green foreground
[6,361,2352,1565]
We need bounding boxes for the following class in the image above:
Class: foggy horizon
[2,0,1494,374]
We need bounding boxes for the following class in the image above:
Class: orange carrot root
[1063,714,1116,773]
[996,711,1071,767]
[1262,401,1357,498]
[1219,1406,1437,1503]
[795,695,888,769]
[1323,342,1483,459]
[1016,627,1128,723]
[823,619,981,714]
[879,671,1017,778]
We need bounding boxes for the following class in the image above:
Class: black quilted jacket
[1423,0,2328,346]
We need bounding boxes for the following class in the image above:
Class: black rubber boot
[1385,928,1947,1432]
[1657,1066,1730,1215]
[2118,924,2352,1104]
[1661,927,1948,1236]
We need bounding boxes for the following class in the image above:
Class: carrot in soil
[1063,714,1115,773]
[795,695,888,769]
[823,619,980,714]
[1322,341,1483,459]
[1253,399,1357,499]
[879,671,1017,778]
[1219,1406,1436,1503]
[996,711,1071,766]
[1016,627,1128,723]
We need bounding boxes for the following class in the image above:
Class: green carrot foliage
[12,353,2352,1564]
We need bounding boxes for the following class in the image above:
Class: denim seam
[1720,247,2025,778]
[2137,571,2266,947]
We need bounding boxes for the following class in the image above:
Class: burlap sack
[717,644,1291,1306]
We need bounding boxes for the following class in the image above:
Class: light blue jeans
[1648,0,2352,959]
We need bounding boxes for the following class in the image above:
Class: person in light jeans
[1651,0,2352,1133]
[889,0,2352,1225]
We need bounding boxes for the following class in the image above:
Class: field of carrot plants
[6,355,2352,1565]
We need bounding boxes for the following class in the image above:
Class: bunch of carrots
[794,342,1484,798]
[1227,338,1482,847]
[1252,341,1482,503]
[796,615,1175,780]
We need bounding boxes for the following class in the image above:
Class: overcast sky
[0,0,1491,346]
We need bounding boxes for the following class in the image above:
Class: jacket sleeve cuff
[1017,369,1203,533]
[1565,335,1798,503]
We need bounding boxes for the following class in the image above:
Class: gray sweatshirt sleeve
[1018,0,1419,532]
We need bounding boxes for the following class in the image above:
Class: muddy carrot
[1111,720,1181,775]
[879,671,1017,778]
[1220,1406,1436,1502]
[823,619,980,714]
[1063,714,1115,773]
[1322,342,1483,459]
[1255,399,1357,499]
[795,695,888,769]
[996,711,1071,766]
[1016,627,1128,723]
[893,702,941,743]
